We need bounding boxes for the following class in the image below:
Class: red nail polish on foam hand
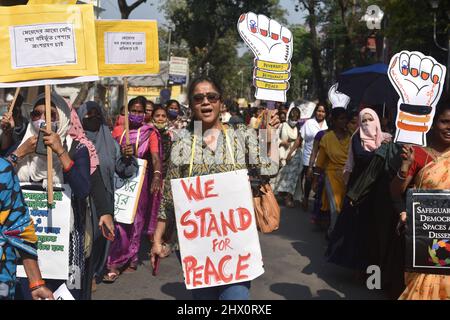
[260,29,268,37]
[271,33,279,40]
[282,37,289,43]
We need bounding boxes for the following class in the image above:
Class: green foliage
[162,0,286,98]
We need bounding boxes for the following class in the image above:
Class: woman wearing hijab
[274,105,303,208]
[326,108,391,272]
[76,101,138,287]
[9,92,93,299]
[105,96,163,280]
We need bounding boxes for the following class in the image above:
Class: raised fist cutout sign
[388,51,446,146]
[328,83,350,109]
[238,12,293,102]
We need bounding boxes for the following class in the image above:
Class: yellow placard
[96,20,159,77]
[254,79,289,91]
[255,69,290,81]
[28,0,77,4]
[0,4,98,84]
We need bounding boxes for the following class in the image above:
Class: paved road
[92,202,386,300]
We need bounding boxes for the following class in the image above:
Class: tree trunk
[118,0,147,20]
[72,82,94,109]
[305,0,327,104]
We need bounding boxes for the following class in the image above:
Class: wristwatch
[8,153,19,164]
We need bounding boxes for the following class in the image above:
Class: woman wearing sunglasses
[151,76,280,300]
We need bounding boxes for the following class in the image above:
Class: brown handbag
[252,183,280,233]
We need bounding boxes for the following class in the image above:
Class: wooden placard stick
[45,85,53,205]
[6,87,20,116]
[123,77,130,145]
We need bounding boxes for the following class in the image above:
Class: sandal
[122,263,138,274]
[103,271,120,283]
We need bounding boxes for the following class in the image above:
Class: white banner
[114,158,147,224]
[10,23,77,69]
[171,169,264,290]
[169,56,189,76]
[17,184,71,280]
[105,32,146,65]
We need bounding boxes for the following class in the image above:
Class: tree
[162,0,285,98]
[298,0,327,104]
[288,26,313,102]
[118,0,147,19]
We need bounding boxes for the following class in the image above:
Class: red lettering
[204,179,218,198]
[212,238,233,252]
[236,207,252,231]
[206,214,222,237]
[218,255,233,283]
[236,253,251,280]
[204,256,221,285]
[183,256,203,287]
[220,209,237,236]
[180,210,198,240]
[180,177,204,201]
[194,207,211,238]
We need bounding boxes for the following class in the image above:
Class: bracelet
[397,171,407,180]
[63,160,75,173]
[29,279,45,291]
[57,149,67,157]
[154,170,162,175]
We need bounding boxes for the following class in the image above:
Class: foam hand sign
[388,51,446,146]
[360,5,384,30]
[328,83,350,109]
[238,12,293,102]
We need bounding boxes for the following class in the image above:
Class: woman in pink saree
[104,96,163,282]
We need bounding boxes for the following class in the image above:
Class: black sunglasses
[192,92,221,104]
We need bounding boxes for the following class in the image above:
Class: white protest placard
[388,50,446,146]
[171,169,264,290]
[105,32,146,65]
[53,283,75,300]
[114,158,147,224]
[17,184,71,280]
[10,23,77,69]
[237,12,293,102]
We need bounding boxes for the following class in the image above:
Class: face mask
[32,119,45,130]
[129,114,144,126]
[288,119,298,128]
[32,119,58,132]
[154,122,167,130]
[82,117,101,132]
[167,110,178,119]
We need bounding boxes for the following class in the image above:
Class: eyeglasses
[145,109,153,114]
[30,110,57,122]
[192,92,221,104]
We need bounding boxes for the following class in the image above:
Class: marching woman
[274,105,303,207]
[11,92,94,299]
[105,96,163,280]
[326,108,391,271]
[151,76,279,300]
[76,101,138,289]
[391,97,450,300]
[300,104,328,210]
[313,107,350,235]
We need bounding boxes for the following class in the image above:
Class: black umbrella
[337,63,399,115]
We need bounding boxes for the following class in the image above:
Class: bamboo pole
[123,77,130,144]
[6,87,20,116]
[45,85,53,205]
